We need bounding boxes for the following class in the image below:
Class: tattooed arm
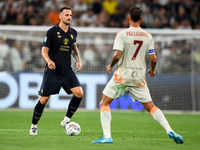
[72,45,82,72]
[106,50,122,74]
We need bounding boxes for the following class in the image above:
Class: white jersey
[112,27,155,87]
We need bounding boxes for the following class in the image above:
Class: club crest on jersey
[63,38,69,45]
[71,34,73,39]
[57,32,61,38]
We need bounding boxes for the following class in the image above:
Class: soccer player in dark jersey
[29,7,83,135]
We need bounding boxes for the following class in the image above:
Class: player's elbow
[114,55,120,60]
[114,53,122,60]
[151,58,157,64]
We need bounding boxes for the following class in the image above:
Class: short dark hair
[129,7,142,22]
[59,7,71,13]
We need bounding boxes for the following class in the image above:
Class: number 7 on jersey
[132,40,143,60]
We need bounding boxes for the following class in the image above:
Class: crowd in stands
[0,0,200,29]
[0,0,200,74]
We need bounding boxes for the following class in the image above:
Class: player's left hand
[76,61,82,72]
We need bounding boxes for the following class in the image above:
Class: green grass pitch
[0,109,199,150]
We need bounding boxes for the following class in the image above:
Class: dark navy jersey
[43,24,77,74]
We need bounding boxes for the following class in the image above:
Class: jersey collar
[56,24,71,33]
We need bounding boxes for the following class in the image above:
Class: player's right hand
[106,65,112,74]
[148,68,155,78]
[48,61,56,70]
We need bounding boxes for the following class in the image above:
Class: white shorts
[103,77,152,103]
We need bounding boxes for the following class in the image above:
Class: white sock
[31,124,37,128]
[100,106,111,138]
[152,108,174,133]
[63,116,70,122]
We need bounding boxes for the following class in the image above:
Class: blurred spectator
[82,44,97,72]
[99,44,112,72]
[135,0,147,13]
[155,6,171,28]
[23,5,35,25]
[160,45,172,73]
[183,0,195,15]
[150,0,161,14]
[102,0,118,15]
[173,6,189,29]
[14,13,25,25]
[9,41,24,72]
[0,15,2,24]
[84,0,93,4]
[93,10,110,27]
[177,19,192,30]
[193,47,200,74]
[153,43,162,74]
[0,38,10,71]
[0,5,7,24]
[15,0,26,14]
[118,0,135,14]
[44,0,57,12]
[108,7,125,27]
[142,7,154,28]
[5,6,17,24]
[90,0,103,15]
[31,0,44,13]
[5,0,14,10]
[157,0,168,6]
[73,0,88,18]
[121,17,129,28]
[30,41,45,72]
[35,9,45,25]
[48,6,60,25]
[80,9,97,26]
[170,0,182,16]
[190,9,200,29]
[164,0,176,16]
[149,17,163,29]
[22,41,31,63]
[176,42,191,73]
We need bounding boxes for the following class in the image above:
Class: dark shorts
[38,72,80,96]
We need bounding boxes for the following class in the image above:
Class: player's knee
[99,101,104,108]
[100,100,109,108]
[74,91,84,98]
[39,96,50,105]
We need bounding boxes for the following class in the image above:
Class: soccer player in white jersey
[92,7,183,144]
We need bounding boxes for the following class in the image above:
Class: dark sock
[66,95,82,118]
[32,101,45,124]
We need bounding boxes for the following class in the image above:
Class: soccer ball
[65,122,81,136]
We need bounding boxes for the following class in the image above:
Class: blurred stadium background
[0,0,200,112]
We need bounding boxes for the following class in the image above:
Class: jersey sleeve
[113,30,124,51]
[148,34,155,55]
[43,29,52,48]
[72,29,77,46]
[73,36,77,46]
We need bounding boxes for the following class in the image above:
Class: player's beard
[63,19,71,26]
